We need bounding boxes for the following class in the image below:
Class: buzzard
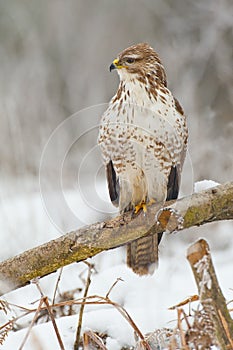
[98,43,188,275]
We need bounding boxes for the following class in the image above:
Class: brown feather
[127,234,160,275]
[98,43,188,275]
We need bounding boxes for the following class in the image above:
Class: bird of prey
[98,43,188,275]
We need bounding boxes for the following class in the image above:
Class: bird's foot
[134,198,156,214]
[134,201,147,214]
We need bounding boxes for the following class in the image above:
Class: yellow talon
[134,201,147,214]
[134,204,141,214]
[142,203,147,213]
[134,199,156,214]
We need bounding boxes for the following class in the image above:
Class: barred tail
[127,233,161,275]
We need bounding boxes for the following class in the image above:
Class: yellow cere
[113,58,119,65]
[113,58,126,69]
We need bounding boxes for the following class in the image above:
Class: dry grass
[0,281,228,349]
[0,258,232,349]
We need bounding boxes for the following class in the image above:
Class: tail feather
[125,166,180,275]
[127,234,160,275]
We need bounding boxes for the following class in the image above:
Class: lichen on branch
[0,182,232,296]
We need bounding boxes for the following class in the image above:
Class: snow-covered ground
[0,180,233,349]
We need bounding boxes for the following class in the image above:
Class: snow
[194,255,212,292]
[0,180,233,349]
[194,180,220,193]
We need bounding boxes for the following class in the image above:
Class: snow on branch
[0,181,232,296]
[187,238,233,348]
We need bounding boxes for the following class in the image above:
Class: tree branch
[0,182,232,296]
[187,238,233,349]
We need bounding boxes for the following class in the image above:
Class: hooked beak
[109,58,122,72]
[109,62,116,72]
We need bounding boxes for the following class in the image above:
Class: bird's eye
[126,58,135,64]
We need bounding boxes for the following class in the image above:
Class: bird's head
[109,43,167,86]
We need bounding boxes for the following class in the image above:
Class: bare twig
[105,277,123,299]
[83,330,107,350]
[43,296,65,350]
[1,293,151,349]
[176,308,189,350]
[19,298,44,350]
[30,279,65,350]
[52,268,63,305]
[74,263,92,350]
[168,295,199,310]
[103,297,151,349]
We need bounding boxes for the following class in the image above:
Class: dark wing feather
[166,165,180,201]
[158,165,180,245]
[106,160,119,206]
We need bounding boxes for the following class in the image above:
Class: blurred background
[0,0,233,259]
